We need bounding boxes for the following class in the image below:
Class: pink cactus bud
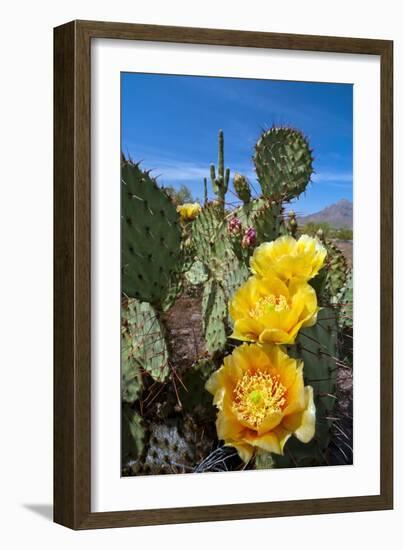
[228,216,242,236]
[241,227,257,248]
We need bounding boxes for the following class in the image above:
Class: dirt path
[163,292,206,371]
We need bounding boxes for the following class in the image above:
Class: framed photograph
[54,20,393,529]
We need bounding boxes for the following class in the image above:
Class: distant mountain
[299,199,353,229]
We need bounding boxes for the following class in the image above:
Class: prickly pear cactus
[161,270,183,312]
[230,199,285,263]
[222,258,249,316]
[185,260,208,285]
[121,336,142,403]
[276,308,338,467]
[236,197,265,227]
[121,119,352,477]
[122,297,169,382]
[178,360,217,420]
[298,308,338,420]
[160,244,194,311]
[126,416,213,476]
[122,404,146,465]
[122,300,143,402]
[122,161,182,305]
[253,126,313,201]
[324,241,349,301]
[251,200,284,244]
[191,203,234,277]
[202,278,227,354]
[338,270,353,329]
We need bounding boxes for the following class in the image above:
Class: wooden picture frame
[54,19,393,529]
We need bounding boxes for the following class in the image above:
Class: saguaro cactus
[210,129,230,209]
[203,177,208,206]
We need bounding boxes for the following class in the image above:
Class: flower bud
[241,227,257,248]
[233,173,251,204]
[228,216,242,236]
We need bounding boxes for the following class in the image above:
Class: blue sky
[121,73,352,215]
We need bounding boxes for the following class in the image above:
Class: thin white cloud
[125,144,351,199]
[311,171,353,188]
[313,171,352,183]
[152,162,208,182]
[135,155,256,186]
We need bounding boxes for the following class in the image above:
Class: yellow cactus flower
[205,343,316,462]
[250,234,327,282]
[229,274,318,345]
[176,202,202,221]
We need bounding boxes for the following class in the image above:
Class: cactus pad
[338,270,353,329]
[222,258,249,311]
[122,404,146,465]
[202,279,227,354]
[236,198,265,227]
[122,161,182,305]
[253,127,313,201]
[161,270,183,312]
[178,359,217,421]
[252,201,284,244]
[191,203,234,277]
[276,308,338,467]
[126,417,213,476]
[185,260,208,285]
[324,241,349,301]
[122,298,169,382]
[121,332,143,403]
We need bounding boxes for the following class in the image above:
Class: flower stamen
[249,294,289,319]
[232,371,286,428]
